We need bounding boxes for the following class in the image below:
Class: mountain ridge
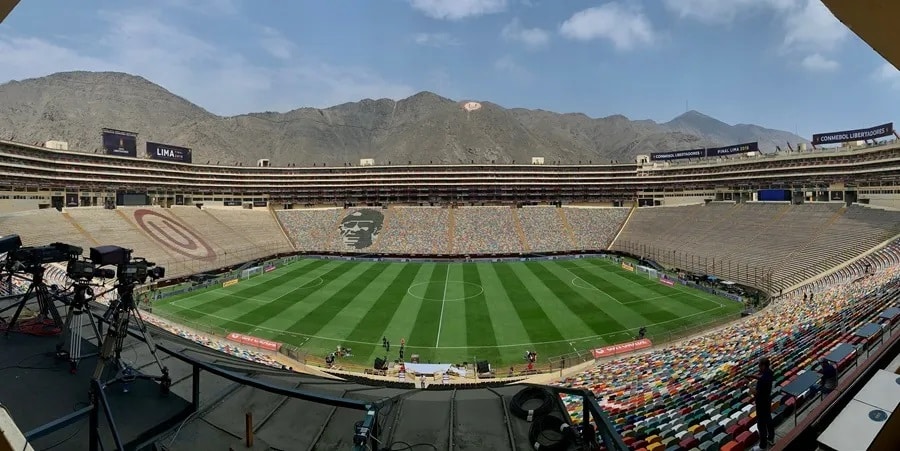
[0,71,808,165]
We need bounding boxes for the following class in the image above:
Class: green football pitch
[154,258,743,367]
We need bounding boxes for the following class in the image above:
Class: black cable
[528,415,573,451]
[381,441,438,451]
[509,386,555,422]
[0,351,63,373]
[36,402,89,451]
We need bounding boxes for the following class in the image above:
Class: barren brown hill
[0,71,807,165]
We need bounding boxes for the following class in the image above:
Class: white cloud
[663,0,796,24]
[781,0,848,53]
[259,27,295,60]
[160,0,240,16]
[494,55,533,82]
[412,32,461,48]
[800,53,838,72]
[0,8,415,115]
[559,3,655,51]
[408,0,507,20]
[0,37,113,79]
[664,0,848,67]
[874,62,900,90]
[501,18,550,50]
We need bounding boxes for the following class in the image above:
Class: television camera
[1,237,84,335]
[88,245,171,394]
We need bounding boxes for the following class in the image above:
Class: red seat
[720,441,743,451]
[679,436,700,449]
[735,431,754,448]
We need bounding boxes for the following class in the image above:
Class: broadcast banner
[705,142,758,157]
[591,339,652,358]
[146,141,193,163]
[102,131,137,157]
[812,123,894,145]
[649,148,705,161]
[226,332,282,352]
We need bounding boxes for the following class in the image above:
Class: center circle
[407,281,484,302]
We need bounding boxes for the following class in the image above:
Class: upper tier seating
[611,203,900,293]
[555,240,900,451]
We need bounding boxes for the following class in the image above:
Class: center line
[435,264,451,347]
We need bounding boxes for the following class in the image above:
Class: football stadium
[1,2,900,451]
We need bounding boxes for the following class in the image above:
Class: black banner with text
[102,131,137,157]
[812,122,894,145]
[146,142,193,163]
[705,142,758,157]
[649,148,705,161]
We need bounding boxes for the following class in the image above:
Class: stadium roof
[0,0,18,24]
[820,1,899,70]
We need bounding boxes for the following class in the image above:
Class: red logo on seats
[133,209,216,261]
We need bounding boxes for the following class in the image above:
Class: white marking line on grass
[176,302,725,350]
[559,265,624,305]
[169,276,324,309]
[434,264,451,347]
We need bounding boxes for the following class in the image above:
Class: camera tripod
[55,278,109,373]
[0,265,63,335]
[93,280,171,395]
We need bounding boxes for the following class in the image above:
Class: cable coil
[528,414,574,451]
[509,386,555,422]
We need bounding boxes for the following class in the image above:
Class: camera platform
[0,303,190,451]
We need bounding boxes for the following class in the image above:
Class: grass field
[154,258,743,367]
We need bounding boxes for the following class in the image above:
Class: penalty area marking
[170,276,324,308]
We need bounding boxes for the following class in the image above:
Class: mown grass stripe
[525,261,630,334]
[212,261,358,333]
[169,259,328,321]
[345,263,421,362]
[462,263,500,363]
[491,264,565,343]
[406,264,446,361]
[276,262,390,339]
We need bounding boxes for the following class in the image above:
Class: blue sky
[0,0,897,139]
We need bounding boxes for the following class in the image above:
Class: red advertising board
[591,338,652,359]
[659,278,675,287]
[226,332,282,351]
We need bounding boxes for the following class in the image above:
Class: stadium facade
[1,138,899,212]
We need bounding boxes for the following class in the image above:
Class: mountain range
[0,71,808,165]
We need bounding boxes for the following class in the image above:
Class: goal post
[241,266,263,280]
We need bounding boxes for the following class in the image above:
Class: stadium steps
[772,206,847,288]
[199,209,261,250]
[511,208,531,252]
[268,206,297,252]
[447,208,456,253]
[556,208,578,249]
[608,203,638,252]
[61,212,100,246]
[785,230,900,294]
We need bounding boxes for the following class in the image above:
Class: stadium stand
[555,239,900,450]
[374,206,452,254]
[452,206,523,254]
[611,203,900,293]
[517,206,574,252]
[275,208,344,252]
[0,207,293,279]
[565,207,631,250]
